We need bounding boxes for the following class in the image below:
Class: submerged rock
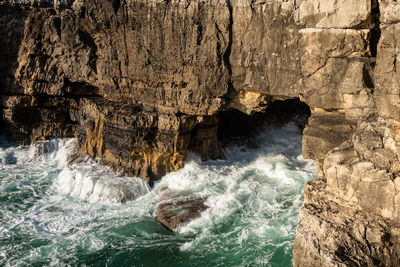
[154,195,209,231]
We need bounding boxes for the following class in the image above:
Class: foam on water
[54,161,150,204]
[0,122,316,266]
[150,123,316,265]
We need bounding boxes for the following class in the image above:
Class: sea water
[0,123,316,266]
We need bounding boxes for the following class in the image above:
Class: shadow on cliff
[217,98,310,150]
[0,3,27,139]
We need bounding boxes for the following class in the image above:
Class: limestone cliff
[293,1,400,266]
[0,0,400,265]
[0,0,302,182]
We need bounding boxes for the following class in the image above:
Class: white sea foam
[54,161,150,204]
[0,122,317,266]
[0,138,150,205]
[24,138,150,204]
[21,139,152,204]
[0,138,75,169]
[152,122,317,259]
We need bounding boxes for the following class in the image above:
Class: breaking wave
[0,122,316,266]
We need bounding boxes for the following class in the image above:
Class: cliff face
[293,1,400,266]
[1,0,400,265]
[0,0,302,181]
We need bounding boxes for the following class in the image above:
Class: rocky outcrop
[293,0,400,266]
[154,190,209,231]
[1,0,400,265]
[0,0,303,183]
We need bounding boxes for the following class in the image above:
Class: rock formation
[154,189,209,231]
[1,0,400,265]
[293,1,400,266]
[0,0,304,183]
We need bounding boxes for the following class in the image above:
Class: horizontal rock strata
[0,0,303,182]
[293,0,400,266]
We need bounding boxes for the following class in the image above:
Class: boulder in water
[154,195,209,231]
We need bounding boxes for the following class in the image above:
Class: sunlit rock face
[0,0,303,183]
[293,0,400,266]
[1,0,400,265]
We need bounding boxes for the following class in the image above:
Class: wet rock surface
[154,194,209,232]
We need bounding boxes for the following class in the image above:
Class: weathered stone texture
[297,0,374,29]
[1,0,305,181]
[298,28,375,120]
[379,0,400,26]
[231,1,301,97]
[0,4,25,94]
[302,113,356,162]
[15,1,231,115]
[154,194,209,231]
[294,0,400,266]
[375,21,400,121]
[294,178,400,267]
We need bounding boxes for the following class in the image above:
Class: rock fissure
[223,0,233,90]
[370,0,381,58]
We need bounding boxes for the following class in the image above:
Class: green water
[0,124,316,266]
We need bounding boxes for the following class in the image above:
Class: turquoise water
[0,123,316,266]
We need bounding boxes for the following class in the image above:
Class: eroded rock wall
[294,0,400,266]
[0,0,303,182]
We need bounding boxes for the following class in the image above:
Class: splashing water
[0,123,316,266]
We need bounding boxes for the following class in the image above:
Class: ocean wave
[0,122,316,266]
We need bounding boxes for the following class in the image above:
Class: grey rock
[154,195,209,231]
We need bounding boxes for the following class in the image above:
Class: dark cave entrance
[187,98,310,161]
[217,98,311,148]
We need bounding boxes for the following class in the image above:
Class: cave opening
[217,98,311,148]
